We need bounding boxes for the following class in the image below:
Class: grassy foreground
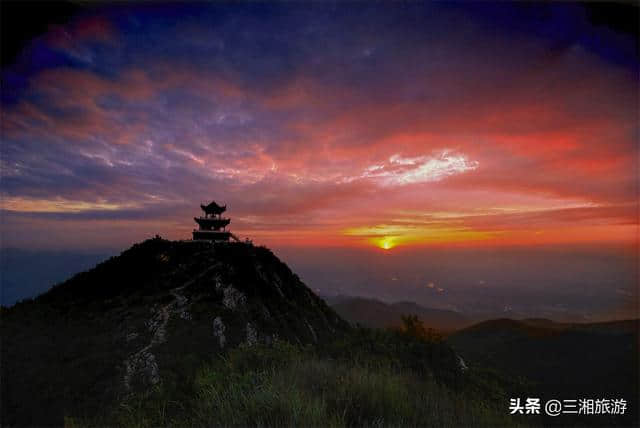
[72,327,529,427]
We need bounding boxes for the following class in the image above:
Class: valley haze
[2,243,637,324]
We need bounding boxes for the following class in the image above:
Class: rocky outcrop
[123,282,191,390]
[113,239,349,391]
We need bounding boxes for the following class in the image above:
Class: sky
[0,2,638,317]
[2,2,638,251]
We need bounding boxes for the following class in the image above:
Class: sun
[375,236,396,250]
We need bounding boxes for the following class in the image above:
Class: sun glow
[373,236,398,250]
[345,223,496,248]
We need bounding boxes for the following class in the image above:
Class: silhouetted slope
[1,237,348,426]
[448,318,639,427]
[329,296,471,331]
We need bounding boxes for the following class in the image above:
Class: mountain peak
[2,237,348,424]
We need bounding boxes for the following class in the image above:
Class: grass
[89,331,530,428]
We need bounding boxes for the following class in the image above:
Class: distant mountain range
[328,295,639,426]
[448,318,639,427]
[0,248,112,305]
[325,295,473,332]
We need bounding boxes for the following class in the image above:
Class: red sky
[1,3,638,252]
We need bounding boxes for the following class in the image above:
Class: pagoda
[193,201,232,242]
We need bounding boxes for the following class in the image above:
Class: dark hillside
[1,237,348,426]
[448,318,639,427]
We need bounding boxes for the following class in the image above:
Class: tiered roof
[200,201,226,216]
[193,200,231,242]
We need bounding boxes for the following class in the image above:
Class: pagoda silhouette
[193,201,234,242]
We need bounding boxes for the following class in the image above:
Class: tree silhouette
[400,314,442,342]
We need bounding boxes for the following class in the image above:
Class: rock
[245,322,258,347]
[124,350,160,390]
[212,316,226,348]
[222,286,246,310]
[457,355,468,372]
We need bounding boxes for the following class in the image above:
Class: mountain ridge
[326,294,472,331]
[1,237,349,425]
[447,317,638,426]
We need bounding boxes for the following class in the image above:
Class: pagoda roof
[201,200,226,215]
[194,217,230,227]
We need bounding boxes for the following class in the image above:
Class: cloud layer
[1,3,637,249]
